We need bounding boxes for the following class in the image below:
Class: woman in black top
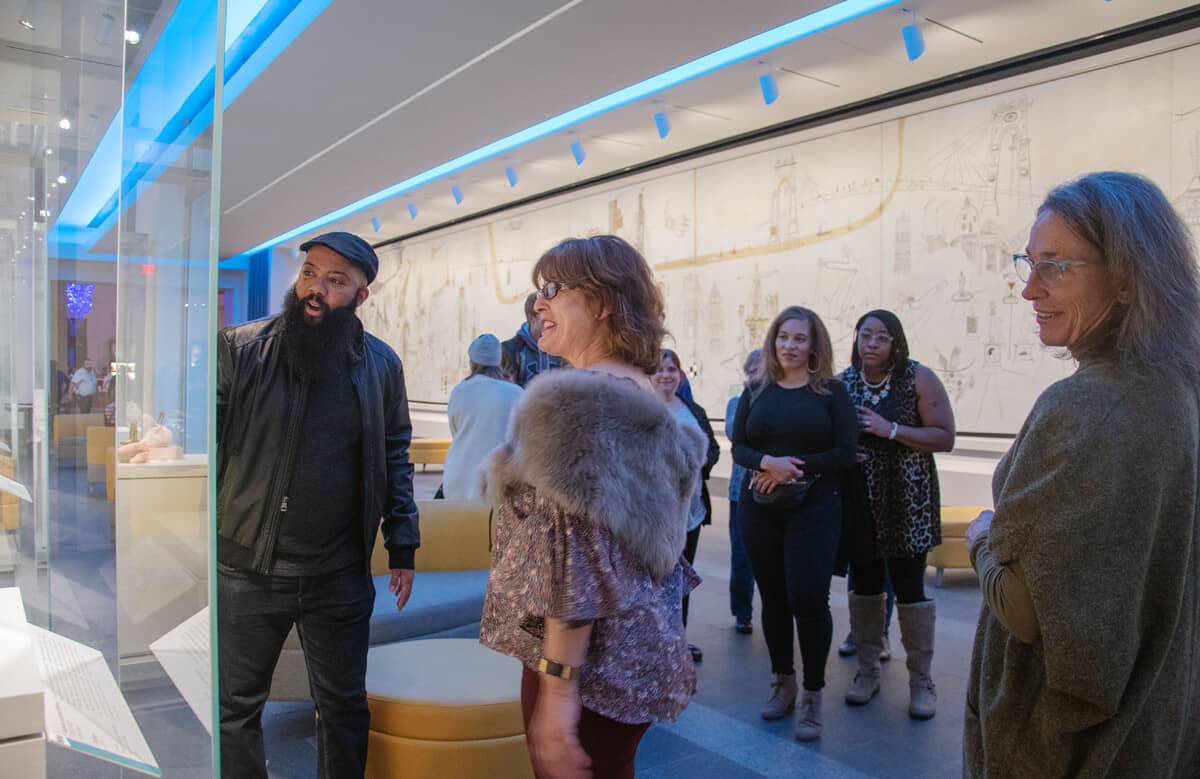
[731,306,858,742]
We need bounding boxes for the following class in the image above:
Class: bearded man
[216,232,419,778]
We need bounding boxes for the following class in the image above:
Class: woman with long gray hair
[963,171,1200,776]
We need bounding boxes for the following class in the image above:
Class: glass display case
[0,1,224,776]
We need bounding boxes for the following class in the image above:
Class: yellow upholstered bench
[370,499,493,574]
[409,437,451,472]
[0,455,19,532]
[105,446,116,505]
[269,500,495,701]
[86,426,114,494]
[365,638,533,779]
[53,412,104,460]
[927,505,990,587]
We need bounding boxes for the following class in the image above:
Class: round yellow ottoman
[365,638,533,779]
[927,505,989,586]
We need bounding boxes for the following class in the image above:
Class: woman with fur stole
[481,235,706,779]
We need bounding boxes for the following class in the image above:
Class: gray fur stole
[484,368,706,580]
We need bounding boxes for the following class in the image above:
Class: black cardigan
[678,394,720,526]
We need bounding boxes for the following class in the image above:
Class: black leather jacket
[216,315,419,574]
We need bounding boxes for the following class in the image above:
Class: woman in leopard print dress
[840,309,955,720]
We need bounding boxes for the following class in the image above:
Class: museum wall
[361,38,1200,436]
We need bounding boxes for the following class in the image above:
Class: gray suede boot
[898,600,937,719]
[761,672,798,720]
[845,593,886,705]
[793,689,823,742]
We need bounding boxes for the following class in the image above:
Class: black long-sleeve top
[678,394,720,525]
[730,380,858,496]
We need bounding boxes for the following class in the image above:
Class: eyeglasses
[535,281,580,300]
[1012,253,1090,286]
[857,330,894,346]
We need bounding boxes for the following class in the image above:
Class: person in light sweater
[443,333,522,500]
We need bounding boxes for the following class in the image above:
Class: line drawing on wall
[360,44,1200,434]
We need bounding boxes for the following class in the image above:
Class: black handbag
[751,474,819,508]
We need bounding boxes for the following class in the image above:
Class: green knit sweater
[965,357,1200,777]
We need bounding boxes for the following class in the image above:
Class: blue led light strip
[232,0,902,260]
[51,0,330,251]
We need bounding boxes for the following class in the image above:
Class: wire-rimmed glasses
[1012,253,1090,286]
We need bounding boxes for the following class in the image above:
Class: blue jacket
[500,323,562,387]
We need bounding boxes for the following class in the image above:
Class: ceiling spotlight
[505,166,519,187]
[570,141,586,165]
[759,72,779,105]
[56,174,66,184]
[653,111,671,139]
[45,147,52,155]
[451,185,463,205]
[18,0,39,30]
[124,29,140,45]
[901,10,924,61]
[58,117,70,130]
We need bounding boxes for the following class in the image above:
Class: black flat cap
[299,231,379,284]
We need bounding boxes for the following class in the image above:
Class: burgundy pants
[520,667,650,779]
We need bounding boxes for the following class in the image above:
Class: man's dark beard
[279,286,361,380]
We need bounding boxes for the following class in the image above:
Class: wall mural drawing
[361,43,1200,435]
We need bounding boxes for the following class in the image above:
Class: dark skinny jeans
[218,562,374,779]
[740,487,841,691]
[849,554,929,604]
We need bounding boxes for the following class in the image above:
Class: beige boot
[761,672,798,720]
[898,600,937,719]
[793,689,823,742]
[845,593,886,705]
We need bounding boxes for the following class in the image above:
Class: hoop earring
[808,355,819,374]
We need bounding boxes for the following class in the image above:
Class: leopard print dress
[843,360,941,558]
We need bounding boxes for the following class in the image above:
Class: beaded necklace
[860,368,892,406]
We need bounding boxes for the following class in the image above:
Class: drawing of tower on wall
[664,200,689,238]
[738,265,779,353]
[707,283,725,357]
[608,191,646,251]
[770,157,800,243]
[980,220,1008,272]
[682,274,701,356]
[984,95,1034,213]
[608,198,623,234]
[984,301,1003,367]
[457,286,468,344]
[894,211,912,273]
[951,197,981,265]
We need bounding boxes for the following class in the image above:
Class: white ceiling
[3,0,1198,261]
[215,0,1199,259]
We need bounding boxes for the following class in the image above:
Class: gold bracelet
[537,657,579,680]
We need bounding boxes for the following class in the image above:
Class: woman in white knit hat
[442,333,523,500]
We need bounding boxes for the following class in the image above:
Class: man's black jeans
[218,562,374,779]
